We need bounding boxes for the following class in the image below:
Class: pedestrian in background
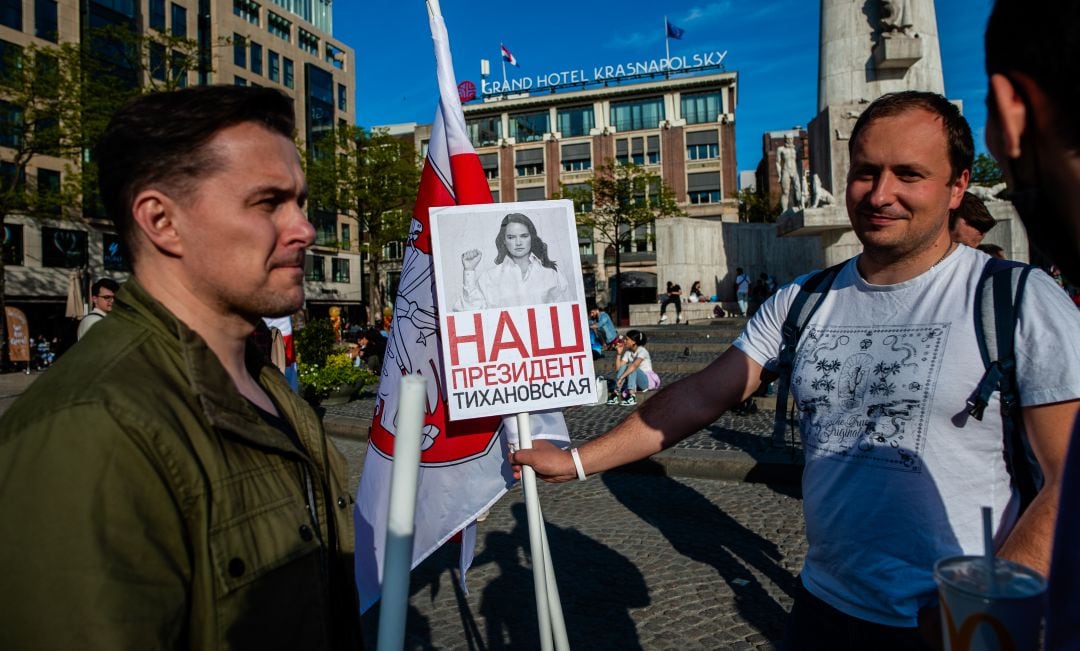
[734,267,751,316]
[76,277,119,340]
[658,281,682,324]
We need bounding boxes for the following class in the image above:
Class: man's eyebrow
[246,184,300,200]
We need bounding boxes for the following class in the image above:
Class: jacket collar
[114,278,313,458]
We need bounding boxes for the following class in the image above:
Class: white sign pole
[377,374,428,651]
[537,501,570,651]
[517,411,554,651]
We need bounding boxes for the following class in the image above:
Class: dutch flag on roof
[500,43,518,66]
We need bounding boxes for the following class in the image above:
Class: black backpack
[771,257,1043,512]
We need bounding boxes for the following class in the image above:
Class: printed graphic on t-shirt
[792,323,949,473]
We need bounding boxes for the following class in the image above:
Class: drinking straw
[982,506,996,595]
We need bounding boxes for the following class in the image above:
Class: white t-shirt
[620,346,653,374]
[456,254,569,311]
[733,246,1080,626]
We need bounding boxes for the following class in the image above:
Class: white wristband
[570,448,587,481]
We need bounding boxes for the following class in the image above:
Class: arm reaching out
[513,347,765,482]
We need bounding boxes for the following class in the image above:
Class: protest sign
[431,200,595,420]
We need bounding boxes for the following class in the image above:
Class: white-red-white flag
[354,0,568,613]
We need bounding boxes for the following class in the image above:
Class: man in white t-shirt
[734,267,751,316]
[514,91,1080,649]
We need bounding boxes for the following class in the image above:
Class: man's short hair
[848,91,974,182]
[949,192,996,233]
[92,278,119,296]
[986,0,1080,147]
[95,86,296,256]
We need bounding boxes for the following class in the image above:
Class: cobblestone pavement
[331,434,807,651]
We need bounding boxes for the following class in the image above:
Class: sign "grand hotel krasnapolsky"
[481,50,728,97]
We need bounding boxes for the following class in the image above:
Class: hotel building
[0,0,356,339]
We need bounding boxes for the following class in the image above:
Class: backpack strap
[770,261,847,447]
[968,257,1041,511]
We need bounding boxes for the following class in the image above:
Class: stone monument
[778,0,1028,266]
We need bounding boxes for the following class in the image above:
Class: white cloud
[681,2,733,23]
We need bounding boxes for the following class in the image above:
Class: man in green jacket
[0,86,360,648]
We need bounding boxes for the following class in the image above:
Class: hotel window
[490,190,499,202]
[609,97,663,132]
[283,56,293,88]
[577,226,594,256]
[466,116,500,147]
[171,51,188,87]
[686,129,720,160]
[37,167,59,214]
[383,241,403,260]
[41,227,88,268]
[232,33,246,67]
[298,28,318,55]
[250,41,262,75]
[325,42,344,69]
[340,223,350,250]
[268,50,279,81]
[681,90,722,125]
[34,0,57,42]
[563,182,592,213]
[311,209,335,246]
[2,223,22,265]
[688,171,722,204]
[622,222,654,253]
[337,82,346,111]
[557,105,593,138]
[479,152,498,179]
[234,76,246,86]
[0,101,23,147]
[0,0,20,30]
[305,254,325,281]
[0,41,22,82]
[515,148,543,177]
[615,136,660,165]
[517,186,545,202]
[331,257,349,282]
[149,42,166,80]
[170,3,186,38]
[511,110,548,143]
[560,142,591,172]
[267,11,290,42]
[233,0,259,25]
[149,0,165,29]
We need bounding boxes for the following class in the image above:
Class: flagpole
[501,50,508,95]
[664,16,670,62]
[377,374,428,651]
[517,412,556,651]
[537,502,570,651]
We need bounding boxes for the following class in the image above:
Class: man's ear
[131,190,183,257]
[949,168,970,210]
[988,73,1028,160]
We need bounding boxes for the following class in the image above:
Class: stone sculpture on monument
[776,134,802,213]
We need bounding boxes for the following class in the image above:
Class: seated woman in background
[607,330,660,407]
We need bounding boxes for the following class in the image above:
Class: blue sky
[336,1,995,173]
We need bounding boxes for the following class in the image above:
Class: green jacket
[0,279,360,649]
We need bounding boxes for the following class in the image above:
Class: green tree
[971,152,1004,186]
[306,125,421,311]
[560,160,683,316]
[733,187,777,223]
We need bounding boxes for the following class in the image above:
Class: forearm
[579,349,759,475]
[1000,399,1079,575]
[998,481,1059,575]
